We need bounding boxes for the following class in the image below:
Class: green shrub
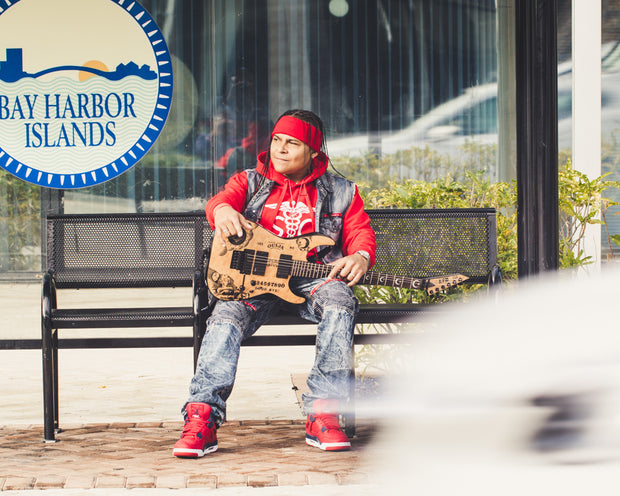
[559,158,620,268]
[361,170,518,283]
[331,140,497,195]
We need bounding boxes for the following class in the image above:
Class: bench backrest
[46,212,210,289]
[46,208,497,290]
[368,208,497,284]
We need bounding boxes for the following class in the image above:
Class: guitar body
[207,221,335,304]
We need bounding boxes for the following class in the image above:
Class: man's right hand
[213,204,254,246]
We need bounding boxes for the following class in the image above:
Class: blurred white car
[363,268,620,495]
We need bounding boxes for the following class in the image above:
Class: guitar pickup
[252,250,268,276]
[230,249,268,276]
[276,254,293,279]
[230,250,245,272]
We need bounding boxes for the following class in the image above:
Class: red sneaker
[305,399,351,451]
[173,402,218,458]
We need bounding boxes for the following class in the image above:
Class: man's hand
[213,204,253,246]
[327,252,370,287]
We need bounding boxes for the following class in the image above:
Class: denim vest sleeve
[315,173,355,264]
[243,169,273,223]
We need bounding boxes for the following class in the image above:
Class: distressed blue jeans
[185,277,358,425]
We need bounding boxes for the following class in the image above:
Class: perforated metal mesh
[368,209,496,283]
[47,209,496,289]
[47,213,212,289]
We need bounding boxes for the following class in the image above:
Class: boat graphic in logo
[0,0,173,188]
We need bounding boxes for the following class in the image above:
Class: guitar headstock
[425,274,469,295]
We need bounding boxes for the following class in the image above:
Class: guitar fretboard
[291,258,427,290]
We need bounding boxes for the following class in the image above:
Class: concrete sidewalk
[7,280,620,495]
[1,345,313,425]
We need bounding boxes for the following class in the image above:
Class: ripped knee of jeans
[311,280,358,316]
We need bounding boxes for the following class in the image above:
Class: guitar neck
[291,260,427,290]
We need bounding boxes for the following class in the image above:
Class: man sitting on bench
[173,109,376,457]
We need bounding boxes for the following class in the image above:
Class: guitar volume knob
[227,230,247,245]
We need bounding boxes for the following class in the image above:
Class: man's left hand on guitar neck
[327,251,370,287]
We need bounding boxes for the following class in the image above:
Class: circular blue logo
[0,0,173,188]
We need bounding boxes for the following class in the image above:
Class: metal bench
[41,208,501,442]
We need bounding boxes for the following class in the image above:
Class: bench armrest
[41,271,57,320]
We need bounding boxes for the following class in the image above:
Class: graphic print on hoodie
[263,180,318,238]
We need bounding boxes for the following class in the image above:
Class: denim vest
[243,169,356,264]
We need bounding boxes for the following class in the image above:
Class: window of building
[1,0,504,277]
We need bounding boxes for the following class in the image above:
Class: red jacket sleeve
[204,172,250,229]
[341,186,377,268]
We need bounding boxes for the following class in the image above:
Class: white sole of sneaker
[173,444,218,458]
[305,437,351,451]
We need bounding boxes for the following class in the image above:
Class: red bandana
[271,115,322,152]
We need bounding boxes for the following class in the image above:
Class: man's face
[270,133,318,182]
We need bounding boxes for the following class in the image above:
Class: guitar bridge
[230,250,245,272]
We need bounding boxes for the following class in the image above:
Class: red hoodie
[205,153,376,267]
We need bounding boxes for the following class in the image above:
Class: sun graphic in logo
[78,60,109,81]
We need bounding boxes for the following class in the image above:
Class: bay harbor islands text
[0,92,138,148]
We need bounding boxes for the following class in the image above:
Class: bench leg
[42,324,57,442]
[52,330,60,432]
[42,272,60,442]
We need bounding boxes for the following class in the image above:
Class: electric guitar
[207,220,468,304]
